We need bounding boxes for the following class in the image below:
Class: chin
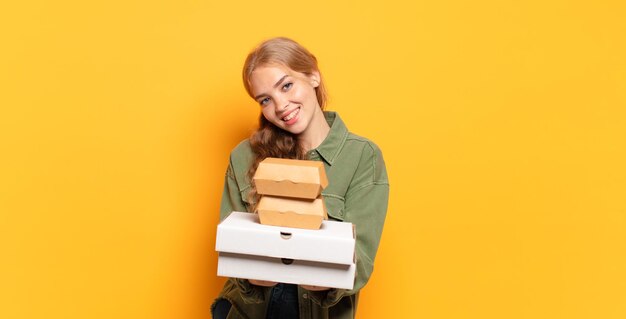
[283,125,306,135]
[270,115,309,135]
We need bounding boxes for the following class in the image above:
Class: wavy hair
[242,37,328,209]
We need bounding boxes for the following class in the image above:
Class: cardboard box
[253,158,328,199]
[218,253,356,290]
[216,212,356,289]
[257,195,327,230]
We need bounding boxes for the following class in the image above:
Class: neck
[298,110,330,151]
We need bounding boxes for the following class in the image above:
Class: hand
[300,285,331,291]
[248,279,278,287]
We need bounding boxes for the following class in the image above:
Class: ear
[308,71,321,88]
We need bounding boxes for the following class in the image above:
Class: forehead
[251,63,310,88]
[250,64,296,84]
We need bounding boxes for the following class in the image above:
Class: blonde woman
[212,37,389,319]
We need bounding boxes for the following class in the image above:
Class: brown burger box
[257,195,328,230]
[253,158,328,199]
[253,157,329,229]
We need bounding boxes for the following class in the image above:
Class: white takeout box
[216,211,356,289]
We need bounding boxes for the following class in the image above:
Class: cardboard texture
[257,195,328,230]
[253,158,328,199]
[216,212,356,289]
[252,157,329,229]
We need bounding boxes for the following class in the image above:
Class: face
[249,64,322,136]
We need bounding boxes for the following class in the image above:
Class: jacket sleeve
[219,160,268,304]
[307,142,390,307]
[219,162,247,221]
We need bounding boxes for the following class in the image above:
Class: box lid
[253,158,328,199]
[257,195,327,229]
[216,212,355,265]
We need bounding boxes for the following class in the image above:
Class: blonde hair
[242,37,328,209]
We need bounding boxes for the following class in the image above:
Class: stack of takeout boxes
[215,158,356,289]
[254,158,329,229]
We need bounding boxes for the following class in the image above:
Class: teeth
[283,107,300,121]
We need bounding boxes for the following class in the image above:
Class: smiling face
[249,64,324,137]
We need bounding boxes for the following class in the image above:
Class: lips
[281,107,300,122]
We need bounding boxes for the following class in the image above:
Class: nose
[274,94,289,113]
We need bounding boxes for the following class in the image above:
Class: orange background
[1,1,625,318]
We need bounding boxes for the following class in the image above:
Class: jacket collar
[310,111,349,166]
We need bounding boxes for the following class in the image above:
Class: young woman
[212,37,389,319]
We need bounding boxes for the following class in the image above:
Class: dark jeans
[212,283,299,319]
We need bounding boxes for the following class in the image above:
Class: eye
[282,82,293,91]
[259,97,271,106]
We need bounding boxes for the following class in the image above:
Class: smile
[282,107,300,122]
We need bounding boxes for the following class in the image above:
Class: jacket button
[302,293,308,299]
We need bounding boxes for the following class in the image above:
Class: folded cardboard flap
[255,181,323,200]
[253,158,328,199]
[257,195,327,229]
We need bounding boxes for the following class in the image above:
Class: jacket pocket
[323,194,345,221]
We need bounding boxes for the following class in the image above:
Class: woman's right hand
[248,279,278,287]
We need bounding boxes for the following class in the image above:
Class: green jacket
[214,112,389,319]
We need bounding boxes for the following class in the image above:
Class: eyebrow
[254,75,289,100]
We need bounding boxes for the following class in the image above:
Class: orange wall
[1,1,625,318]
